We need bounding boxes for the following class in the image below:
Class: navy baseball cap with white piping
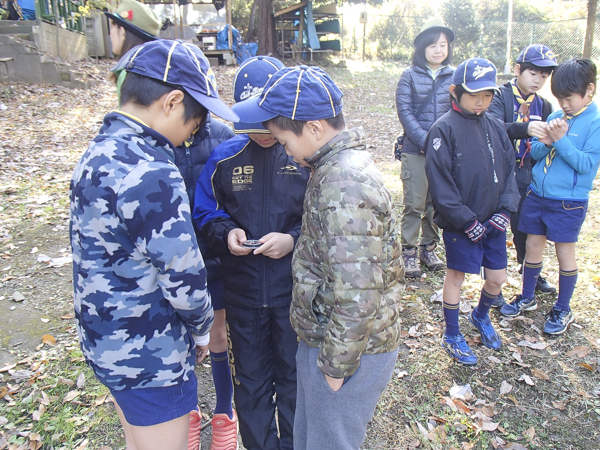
[517,44,558,68]
[453,58,498,93]
[233,56,286,134]
[231,65,343,124]
[124,40,239,122]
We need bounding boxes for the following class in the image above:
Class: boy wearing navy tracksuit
[193,57,310,450]
[500,58,600,334]
[488,44,558,300]
[425,58,519,365]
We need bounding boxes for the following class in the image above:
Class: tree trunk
[257,0,276,56]
[583,0,597,58]
[247,0,258,42]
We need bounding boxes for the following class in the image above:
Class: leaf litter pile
[0,59,599,449]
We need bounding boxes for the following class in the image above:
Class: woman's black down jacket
[395,65,454,154]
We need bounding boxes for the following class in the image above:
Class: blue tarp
[216,25,258,64]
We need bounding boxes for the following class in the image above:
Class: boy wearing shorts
[425,58,519,365]
[232,66,404,450]
[194,57,310,450]
[70,40,238,450]
[500,58,600,334]
[489,44,558,300]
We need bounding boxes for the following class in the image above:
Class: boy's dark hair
[265,112,346,137]
[451,85,495,102]
[551,58,597,99]
[119,27,149,57]
[412,29,453,70]
[120,72,207,123]
[516,61,554,76]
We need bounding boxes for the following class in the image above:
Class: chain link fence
[347,16,600,67]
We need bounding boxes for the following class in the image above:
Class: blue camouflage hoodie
[70,112,213,391]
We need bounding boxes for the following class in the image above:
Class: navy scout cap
[232,65,343,123]
[453,58,498,93]
[125,40,239,122]
[517,44,558,68]
[233,56,286,134]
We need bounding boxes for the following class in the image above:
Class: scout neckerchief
[512,80,536,166]
[544,101,593,173]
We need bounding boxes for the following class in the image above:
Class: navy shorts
[443,228,507,274]
[109,371,198,426]
[518,190,588,243]
[207,278,224,311]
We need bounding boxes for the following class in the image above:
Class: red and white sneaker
[188,408,202,450]
[210,410,238,450]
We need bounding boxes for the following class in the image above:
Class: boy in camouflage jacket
[232,66,404,450]
[69,40,238,450]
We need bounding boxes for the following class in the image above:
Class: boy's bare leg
[482,268,506,296]
[555,242,577,271]
[114,400,190,450]
[209,309,228,353]
[443,269,465,305]
[524,234,546,265]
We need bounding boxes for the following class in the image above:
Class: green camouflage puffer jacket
[291,128,405,379]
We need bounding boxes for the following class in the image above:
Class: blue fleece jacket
[530,102,600,201]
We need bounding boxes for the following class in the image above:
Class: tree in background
[442,0,480,61]
[583,0,598,58]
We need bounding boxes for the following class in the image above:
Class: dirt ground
[0,58,599,449]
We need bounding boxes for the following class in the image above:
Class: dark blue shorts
[518,190,588,243]
[443,228,507,274]
[207,278,224,311]
[109,372,198,426]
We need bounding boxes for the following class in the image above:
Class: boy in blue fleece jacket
[500,58,600,334]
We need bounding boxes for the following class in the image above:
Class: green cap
[105,0,161,42]
[414,17,454,45]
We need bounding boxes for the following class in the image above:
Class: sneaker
[211,410,239,450]
[469,311,502,349]
[490,291,507,308]
[419,244,445,272]
[536,276,557,294]
[188,408,202,450]
[441,333,477,365]
[544,307,574,335]
[500,294,537,317]
[402,248,421,278]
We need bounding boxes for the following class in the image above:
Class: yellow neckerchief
[512,80,536,159]
[544,101,593,173]
[114,110,150,128]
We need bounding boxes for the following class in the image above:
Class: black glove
[464,220,486,243]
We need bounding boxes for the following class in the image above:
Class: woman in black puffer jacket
[395,18,455,278]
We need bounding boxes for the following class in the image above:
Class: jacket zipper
[260,148,270,307]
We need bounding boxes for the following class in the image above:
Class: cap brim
[233,121,269,134]
[232,95,278,124]
[462,82,498,93]
[414,26,455,45]
[185,88,239,122]
[519,59,558,68]
[105,12,158,42]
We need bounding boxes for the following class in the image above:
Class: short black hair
[120,72,207,124]
[110,22,149,57]
[516,61,554,76]
[412,29,453,71]
[452,84,495,102]
[264,112,346,137]
[551,58,597,99]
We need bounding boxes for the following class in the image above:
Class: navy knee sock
[443,301,460,337]
[522,261,542,300]
[210,350,234,419]
[474,288,495,319]
[555,268,578,311]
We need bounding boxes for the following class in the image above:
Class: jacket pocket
[293,281,323,318]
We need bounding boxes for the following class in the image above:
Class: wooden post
[297,5,304,63]
[583,0,598,58]
[53,0,60,60]
[172,0,178,39]
[227,0,233,51]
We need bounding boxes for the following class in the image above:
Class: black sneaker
[490,291,507,308]
[536,276,557,294]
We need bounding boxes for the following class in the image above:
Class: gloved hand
[464,220,486,243]
[488,213,510,233]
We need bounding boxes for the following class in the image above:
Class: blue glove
[464,220,486,243]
